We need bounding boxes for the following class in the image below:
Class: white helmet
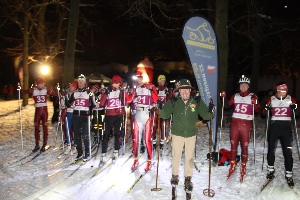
[239,75,250,84]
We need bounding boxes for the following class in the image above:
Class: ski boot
[227,160,236,179]
[64,144,71,155]
[160,143,164,150]
[240,162,246,183]
[170,175,178,200]
[100,153,106,162]
[285,171,294,188]
[266,165,275,180]
[131,158,139,171]
[40,144,48,152]
[184,176,193,199]
[83,153,90,162]
[144,160,152,172]
[75,153,83,161]
[170,174,179,185]
[32,144,40,152]
[112,150,118,163]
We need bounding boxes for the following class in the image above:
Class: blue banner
[182,16,218,148]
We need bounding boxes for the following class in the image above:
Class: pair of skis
[21,145,51,165]
[127,162,155,193]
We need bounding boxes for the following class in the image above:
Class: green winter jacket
[160,96,211,138]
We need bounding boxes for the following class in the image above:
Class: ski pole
[88,115,92,158]
[65,116,73,159]
[203,108,215,197]
[292,109,300,161]
[253,104,256,175]
[17,82,24,150]
[262,109,269,171]
[151,108,162,192]
[218,96,225,166]
[96,109,100,145]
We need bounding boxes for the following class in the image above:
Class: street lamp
[41,65,50,75]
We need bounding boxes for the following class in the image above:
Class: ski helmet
[239,75,250,84]
[78,74,86,83]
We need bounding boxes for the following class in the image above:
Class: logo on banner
[207,65,215,74]
[186,22,216,50]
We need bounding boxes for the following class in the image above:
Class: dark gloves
[208,102,215,114]
[157,100,163,110]
[265,104,272,110]
[289,104,297,110]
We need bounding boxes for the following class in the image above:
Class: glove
[265,104,272,110]
[220,91,226,97]
[208,102,215,113]
[157,100,163,110]
[251,96,258,105]
[289,104,297,110]
[121,81,127,89]
[146,83,155,91]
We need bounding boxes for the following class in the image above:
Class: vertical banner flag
[182,16,218,149]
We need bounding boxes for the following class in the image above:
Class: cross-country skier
[152,75,172,150]
[22,76,57,152]
[91,84,104,144]
[159,79,213,194]
[62,81,77,154]
[126,71,159,171]
[220,75,260,181]
[98,75,124,163]
[66,74,97,161]
[261,82,299,188]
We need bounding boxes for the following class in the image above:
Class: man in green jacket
[159,79,213,193]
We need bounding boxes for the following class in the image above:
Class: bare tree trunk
[22,0,30,106]
[215,0,228,92]
[63,0,80,85]
[251,37,261,94]
[37,0,47,57]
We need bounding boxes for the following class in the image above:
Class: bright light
[41,65,49,75]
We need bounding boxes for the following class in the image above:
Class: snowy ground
[0,99,300,200]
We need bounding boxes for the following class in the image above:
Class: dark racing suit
[67,88,96,158]
[262,95,299,172]
[99,86,124,153]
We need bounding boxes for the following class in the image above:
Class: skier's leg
[171,135,185,177]
[73,116,83,160]
[33,108,42,148]
[184,135,196,191]
[41,108,49,150]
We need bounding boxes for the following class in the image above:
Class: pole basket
[151,187,162,191]
[203,188,215,197]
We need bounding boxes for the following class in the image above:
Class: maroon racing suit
[226,91,260,164]
[99,86,124,153]
[23,87,57,146]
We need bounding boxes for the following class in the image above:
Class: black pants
[102,115,122,153]
[267,121,293,171]
[73,115,90,156]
